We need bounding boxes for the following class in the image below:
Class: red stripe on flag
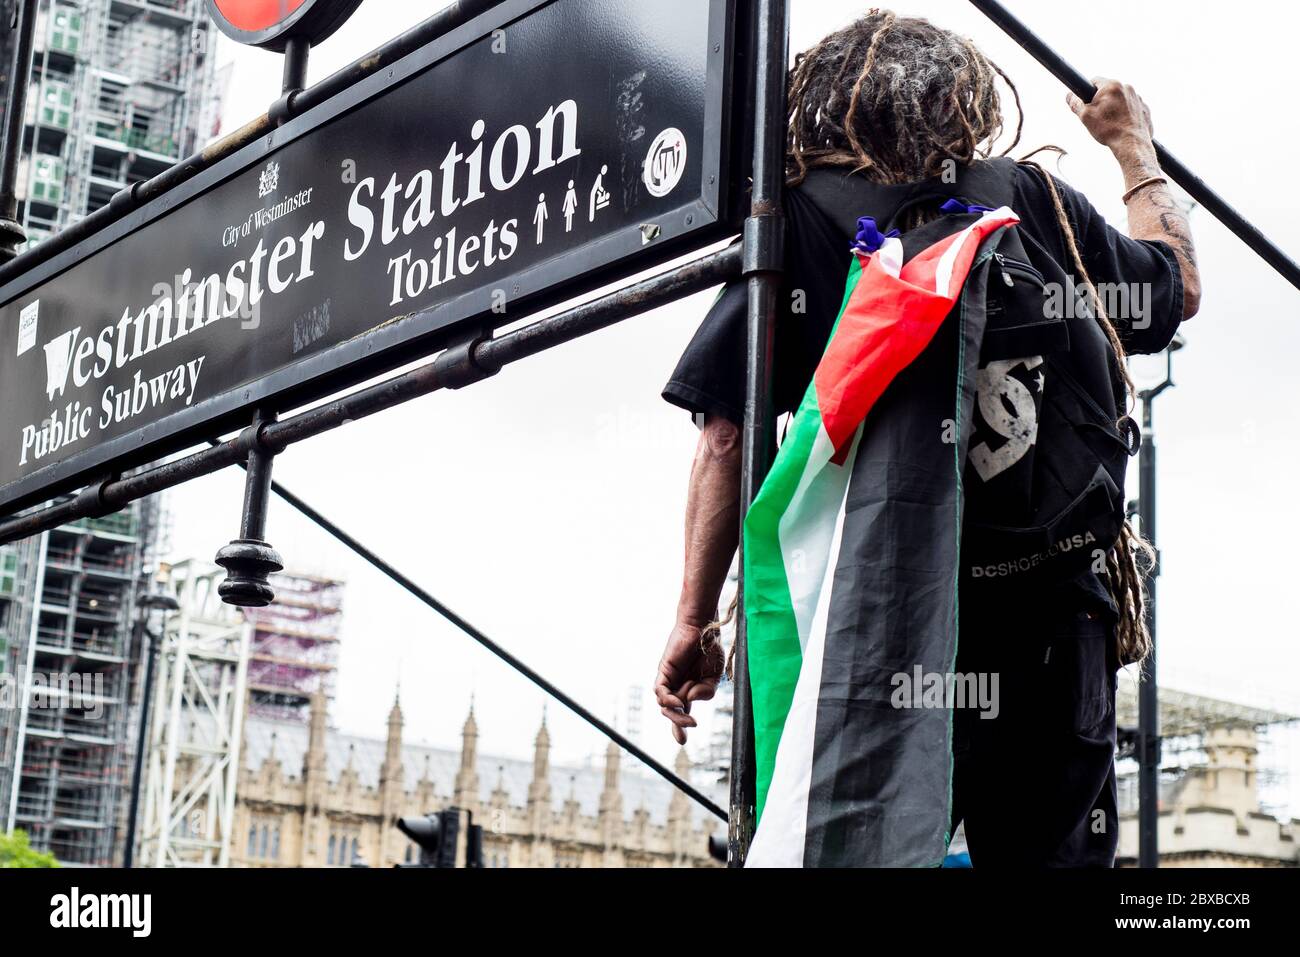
[813,214,1017,455]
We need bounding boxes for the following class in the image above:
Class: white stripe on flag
[932,206,1016,296]
[878,236,904,277]
[777,425,851,651]
[747,428,860,868]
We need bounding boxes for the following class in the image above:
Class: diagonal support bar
[970,0,1300,292]
[218,443,728,823]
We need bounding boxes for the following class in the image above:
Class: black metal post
[1135,341,1177,868]
[271,35,310,128]
[282,35,310,94]
[215,412,283,607]
[122,593,179,868]
[0,0,37,261]
[122,615,148,869]
[731,0,788,867]
[122,620,155,869]
[1137,395,1159,868]
[968,0,1300,293]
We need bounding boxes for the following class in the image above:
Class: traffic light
[396,807,483,868]
[707,835,727,864]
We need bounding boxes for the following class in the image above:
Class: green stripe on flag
[743,255,863,821]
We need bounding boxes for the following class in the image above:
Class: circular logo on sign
[643,128,687,198]
[205,0,365,51]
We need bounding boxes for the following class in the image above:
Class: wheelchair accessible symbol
[643,128,687,198]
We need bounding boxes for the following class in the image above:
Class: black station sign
[0,0,739,513]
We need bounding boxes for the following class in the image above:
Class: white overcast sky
[160,0,1300,806]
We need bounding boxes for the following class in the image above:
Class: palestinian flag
[743,207,1019,867]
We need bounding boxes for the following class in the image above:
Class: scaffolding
[1116,679,1300,826]
[0,510,145,865]
[241,572,344,723]
[137,560,249,867]
[0,535,43,821]
[16,0,215,250]
[0,0,212,865]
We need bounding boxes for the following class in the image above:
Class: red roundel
[204,0,364,50]
[213,0,309,33]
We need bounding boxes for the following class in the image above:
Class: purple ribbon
[851,216,900,254]
[939,198,995,215]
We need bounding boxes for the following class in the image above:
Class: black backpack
[802,158,1139,589]
[959,217,1139,588]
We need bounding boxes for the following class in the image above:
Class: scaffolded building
[0,505,161,864]
[136,559,250,867]
[127,567,340,867]
[1116,679,1300,865]
[0,0,213,865]
[8,0,218,249]
[242,572,343,723]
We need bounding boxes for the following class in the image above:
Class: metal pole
[122,619,155,869]
[281,36,310,94]
[122,592,179,867]
[0,0,37,261]
[1136,392,1160,868]
[271,35,310,128]
[215,411,283,607]
[731,0,788,867]
[1134,338,1177,868]
[968,0,1300,293]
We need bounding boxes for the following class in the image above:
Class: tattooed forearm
[1144,188,1179,211]
[1067,79,1200,319]
[1114,139,1201,319]
[1157,210,1198,269]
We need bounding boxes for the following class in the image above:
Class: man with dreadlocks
[655,10,1200,867]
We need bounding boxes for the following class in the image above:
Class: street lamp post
[1135,333,1183,869]
[122,590,181,868]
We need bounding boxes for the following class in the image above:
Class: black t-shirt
[663,160,1184,617]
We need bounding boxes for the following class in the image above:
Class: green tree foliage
[0,829,59,867]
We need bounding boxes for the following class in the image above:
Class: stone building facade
[229,694,720,868]
[1118,725,1298,867]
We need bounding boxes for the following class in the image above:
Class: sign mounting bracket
[214,410,284,607]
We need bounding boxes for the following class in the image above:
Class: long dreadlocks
[786,9,1021,186]
[780,9,1154,665]
[1024,158,1156,666]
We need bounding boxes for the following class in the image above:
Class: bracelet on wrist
[1122,175,1169,203]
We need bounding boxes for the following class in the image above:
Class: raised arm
[1069,78,1202,320]
[654,414,741,743]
